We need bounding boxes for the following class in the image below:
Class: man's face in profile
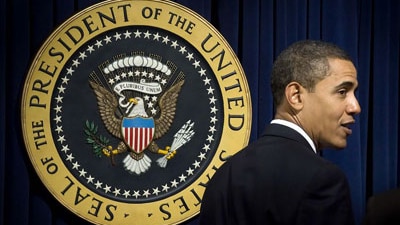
[301,58,361,149]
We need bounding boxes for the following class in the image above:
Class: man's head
[271,40,361,150]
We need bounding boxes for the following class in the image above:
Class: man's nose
[347,95,361,115]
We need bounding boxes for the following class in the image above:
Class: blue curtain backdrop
[1,0,399,225]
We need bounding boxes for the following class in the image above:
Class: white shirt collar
[270,119,317,153]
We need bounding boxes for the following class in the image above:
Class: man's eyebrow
[335,81,357,89]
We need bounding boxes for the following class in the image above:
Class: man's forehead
[328,58,357,74]
[318,69,358,89]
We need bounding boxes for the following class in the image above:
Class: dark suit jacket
[362,188,400,225]
[199,123,355,225]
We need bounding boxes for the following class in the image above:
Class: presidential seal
[20,0,251,224]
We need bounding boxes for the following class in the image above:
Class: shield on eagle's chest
[121,117,155,154]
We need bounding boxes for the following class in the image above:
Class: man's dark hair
[270,40,353,106]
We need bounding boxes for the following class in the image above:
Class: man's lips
[341,121,355,135]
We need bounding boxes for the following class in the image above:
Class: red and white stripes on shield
[123,127,154,153]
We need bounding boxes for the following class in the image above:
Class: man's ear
[285,82,304,110]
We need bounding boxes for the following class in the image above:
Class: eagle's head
[126,97,148,118]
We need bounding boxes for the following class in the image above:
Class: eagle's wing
[89,80,122,139]
[154,80,184,139]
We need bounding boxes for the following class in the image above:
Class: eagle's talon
[157,146,171,155]
[102,146,118,157]
[166,150,177,160]
[102,149,111,157]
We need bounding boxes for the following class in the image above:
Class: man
[362,188,400,225]
[199,40,360,225]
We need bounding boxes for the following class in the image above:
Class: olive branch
[84,120,109,157]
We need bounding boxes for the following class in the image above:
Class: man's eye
[338,89,347,96]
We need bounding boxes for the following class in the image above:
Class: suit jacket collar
[262,123,316,154]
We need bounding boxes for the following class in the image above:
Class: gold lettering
[32,120,47,149]
[159,203,172,220]
[227,96,244,109]
[168,12,195,34]
[88,197,103,217]
[173,196,190,215]
[228,114,244,130]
